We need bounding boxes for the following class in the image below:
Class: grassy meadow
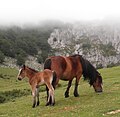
[0,66,120,117]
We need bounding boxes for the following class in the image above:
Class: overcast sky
[0,0,120,25]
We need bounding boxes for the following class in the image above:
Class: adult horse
[17,65,56,107]
[44,54,103,99]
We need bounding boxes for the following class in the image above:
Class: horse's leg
[74,76,81,97]
[45,88,51,106]
[65,79,73,98]
[49,88,55,106]
[46,85,49,101]
[31,86,36,108]
[36,87,40,106]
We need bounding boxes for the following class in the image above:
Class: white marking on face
[17,68,22,78]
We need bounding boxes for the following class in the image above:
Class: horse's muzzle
[95,89,103,93]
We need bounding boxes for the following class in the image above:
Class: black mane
[72,54,102,85]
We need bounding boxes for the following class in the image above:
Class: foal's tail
[52,71,57,89]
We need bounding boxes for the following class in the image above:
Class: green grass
[0,66,120,117]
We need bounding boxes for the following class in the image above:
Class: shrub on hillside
[107,62,120,68]
[0,89,31,103]
[96,63,103,69]
[0,51,5,63]
[16,55,25,66]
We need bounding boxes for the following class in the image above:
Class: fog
[0,0,120,26]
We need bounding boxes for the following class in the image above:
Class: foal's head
[17,65,26,81]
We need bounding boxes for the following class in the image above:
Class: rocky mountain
[0,20,120,69]
[48,21,120,68]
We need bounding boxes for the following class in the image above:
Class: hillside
[0,21,63,67]
[0,66,120,117]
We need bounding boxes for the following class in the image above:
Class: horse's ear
[23,65,26,69]
[98,72,101,76]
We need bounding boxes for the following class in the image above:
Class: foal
[17,65,56,108]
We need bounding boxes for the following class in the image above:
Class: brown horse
[17,65,56,107]
[44,54,103,100]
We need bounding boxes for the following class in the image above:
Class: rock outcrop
[48,21,120,68]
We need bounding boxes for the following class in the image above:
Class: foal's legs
[36,87,40,106]
[46,85,53,105]
[65,79,73,98]
[46,86,50,105]
[46,86,49,101]
[49,88,54,106]
[46,83,55,106]
[32,86,37,108]
[46,78,58,105]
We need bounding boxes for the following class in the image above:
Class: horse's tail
[44,58,52,70]
[52,71,57,89]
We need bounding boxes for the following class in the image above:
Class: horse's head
[92,72,103,93]
[17,65,26,81]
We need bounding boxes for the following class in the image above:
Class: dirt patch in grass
[103,109,120,115]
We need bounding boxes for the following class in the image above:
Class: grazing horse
[17,65,56,107]
[44,54,103,99]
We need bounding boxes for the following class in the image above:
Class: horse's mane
[71,54,101,85]
[26,66,38,73]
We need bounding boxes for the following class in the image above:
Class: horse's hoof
[45,102,50,106]
[65,92,69,98]
[32,105,36,108]
[50,103,55,106]
[74,93,79,97]
[50,101,55,106]
[65,93,69,98]
[37,101,40,106]
[65,95,69,98]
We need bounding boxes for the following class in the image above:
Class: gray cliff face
[48,22,120,68]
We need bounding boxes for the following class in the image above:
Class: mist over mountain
[0,19,120,68]
[48,19,120,68]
